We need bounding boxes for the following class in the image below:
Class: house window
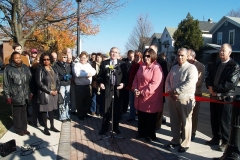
[229,30,235,45]
[217,32,222,45]
[166,34,168,38]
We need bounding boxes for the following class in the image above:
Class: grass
[0,75,13,138]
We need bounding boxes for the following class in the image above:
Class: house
[207,16,240,65]
[148,33,162,53]
[160,27,177,63]
[0,37,12,63]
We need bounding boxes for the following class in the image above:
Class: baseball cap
[31,48,38,53]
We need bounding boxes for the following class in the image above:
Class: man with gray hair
[205,43,240,152]
[165,48,198,153]
[187,49,205,140]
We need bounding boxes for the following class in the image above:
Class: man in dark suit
[121,50,134,114]
[97,47,127,135]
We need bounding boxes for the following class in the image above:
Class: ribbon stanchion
[162,93,240,107]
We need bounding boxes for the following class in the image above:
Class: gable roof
[165,27,177,37]
[198,21,216,32]
[210,16,240,34]
[152,33,162,39]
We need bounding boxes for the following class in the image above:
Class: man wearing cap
[30,48,38,65]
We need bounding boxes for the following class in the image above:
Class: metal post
[76,0,81,56]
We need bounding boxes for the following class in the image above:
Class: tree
[227,8,240,17]
[173,13,203,58]
[0,0,126,49]
[125,14,153,53]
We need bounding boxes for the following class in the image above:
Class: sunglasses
[32,52,37,54]
[43,59,50,61]
[144,55,151,58]
[62,56,67,58]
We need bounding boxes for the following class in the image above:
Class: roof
[152,33,162,39]
[165,27,177,37]
[210,16,240,33]
[207,43,240,52]
[198,21,216,32]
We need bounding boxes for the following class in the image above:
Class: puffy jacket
[3,62,32,105]
[205,59,240,96]
[54,61,72,86]
[35,66,60,105]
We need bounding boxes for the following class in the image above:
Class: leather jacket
[54,61,72,86]
[3,62,32,105]
[35,66,60,105]
[205,59,240,96]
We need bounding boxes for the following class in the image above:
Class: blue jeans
[129,91,135,119]
[59,85,71,120]
[91,88,97,113]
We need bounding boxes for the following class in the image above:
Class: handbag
[0,139,16,157]
[58,93,64,105]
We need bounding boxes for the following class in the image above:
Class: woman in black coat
[3,51,32,136]
[36,52,60,135]
[54,51,72,122]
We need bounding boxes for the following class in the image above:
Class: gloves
[63,74,72,81]
[6,98,12,104]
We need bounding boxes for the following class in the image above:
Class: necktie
[111,61,115,85]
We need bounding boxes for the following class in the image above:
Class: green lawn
[0,75,13,138]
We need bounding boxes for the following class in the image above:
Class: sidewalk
[0,112,224,160]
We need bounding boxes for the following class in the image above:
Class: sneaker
[205,139,220,146]
[219,143,228,152]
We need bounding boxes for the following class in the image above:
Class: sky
[80,0,240,56]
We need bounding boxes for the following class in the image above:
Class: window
[217,32,222,45]
[166,34,168,38]
[229,30,235,45]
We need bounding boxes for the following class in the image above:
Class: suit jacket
[97,59,127,111]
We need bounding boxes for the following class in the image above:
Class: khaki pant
[168,97,195,147]
[192,94,201,135]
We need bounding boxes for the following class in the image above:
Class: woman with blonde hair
[54,51,72,122]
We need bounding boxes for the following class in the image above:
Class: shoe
[99,129,107,135]
[191,134,196,141]
[145,136,152,142]
[24,130,30,135]
[162,116,166,124]
[67,118,72,122]
[44,129,51,136]
[205,139,220,146]
[165,143,180,148]
[219,143,228,152]
[178,146,189,153]
[17,132,25,136]
[136,134,144,139]
[127,118,135,122]
[85,115,92,118]
[61,120,67,123]
[50,127,60,132]
[113,129,121,135]
[78,116,84,120]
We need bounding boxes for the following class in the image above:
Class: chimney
[208,18,213,23]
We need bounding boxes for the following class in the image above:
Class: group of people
[3,43,239,154]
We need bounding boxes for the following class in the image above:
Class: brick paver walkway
[64,114,177,160]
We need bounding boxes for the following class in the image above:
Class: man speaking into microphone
[97,47,127,135]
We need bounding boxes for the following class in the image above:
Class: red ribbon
[163,93,240,107]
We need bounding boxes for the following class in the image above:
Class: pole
[76,0,81,56]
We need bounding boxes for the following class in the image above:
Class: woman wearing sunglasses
[36,52,60,135]
[54,52,72,122]
[132,48,164,142]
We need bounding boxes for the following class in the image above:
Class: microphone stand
[101,66,124,143]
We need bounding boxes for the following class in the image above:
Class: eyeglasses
[43,59,50,61]
[62,56,67,58]
[144,55,151,58]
